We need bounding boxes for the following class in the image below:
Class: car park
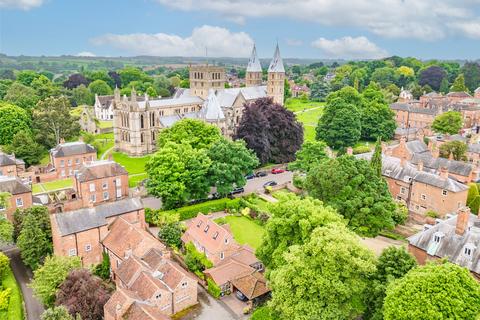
[245,173,255,180]
[255,171,267,177]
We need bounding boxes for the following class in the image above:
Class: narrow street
[4,246,44,320]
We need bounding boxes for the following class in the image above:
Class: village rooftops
[181,214,233,254]
[104,288,169,320]
[53,197,143,236]
[0,153,20,166]
[0,176,31,195]
[51,141,96,158]
[446,91,472,98]
[75,160,128,182]
[390,103,439,115]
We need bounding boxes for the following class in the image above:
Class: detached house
[50,140,97,178]
[0,176,34,221]
[408,207,480,280]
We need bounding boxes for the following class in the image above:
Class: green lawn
[93,132,114,158]
[285,98,325,113]
[224,216,265,249]
[128,173,148,188]
[98,121,113,129]
[33,178,73,194]
[112,152,151,175]
[0,266,24,320]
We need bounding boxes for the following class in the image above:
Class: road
[4,246,44,320]
[142,170,294,210]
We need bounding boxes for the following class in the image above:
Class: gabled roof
[53,197,143,236]
[0,153,16,166]
[408,212,480,275]
[268,44,285,73]
[0,176,31,195]
[246,44,262,73]
[231,271,270,300]
[51,141,96,158]
[200,90,225,121]
[75,160,128,182]
[410,153,475,177]
[204,260,255,286]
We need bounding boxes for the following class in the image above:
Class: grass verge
[0,266,24,320]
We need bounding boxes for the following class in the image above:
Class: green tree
[93,251,111,281]
[289,140,328,173]
[71,84,94,106]
[3,82,40,110]
[88,79,112,96]
[0,218,13,245]
[146,142,211,209]
[361,101,396,141]
[30,255,81,307]
[41,306,74,320]
[17,206,53,270]
[184,242,213,274]
[158,222,184,248]
[31,75,59,99]
[16,70,40,86]
[364,247,417,320]
[370,138,382,177]
[326,86,363,106]
[0,79,13,99]
[0,101,31,145]
[284,79,291,99]
[439,140,467,161]
[256,194,343,270]
[33,96,81,148]
[207,138,259,196]
[383,262,480,320]
[118,66,152,86]
[439,77,450,94]
[466,183,480,215]
[0,252,9,278]
[146,86,157,97]
[269,225,376,320]
[157,119,221,150]
[4,131,45,167]
[305,155,397,236]
[450,74,468,92]
[460,62,480,92]
[309,80,331,102]
[316,98,361,149]
[371,67,397,87]
[431,111,463,135]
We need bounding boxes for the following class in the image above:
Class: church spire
[268,43,285,73]
[247,44,262,72]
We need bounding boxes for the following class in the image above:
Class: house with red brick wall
[0,176,34,222]
[50,197,145,266]
[50,141,97,179]
[102,217,168,273]
[104,288,170,320]
[181,214,239,266]
[408,206,480,281]
[109,248,198,317]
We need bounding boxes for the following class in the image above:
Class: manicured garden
[112,152,151,175]
[222,216,265,249]
[0,266,24,320]
[32,178,73,194]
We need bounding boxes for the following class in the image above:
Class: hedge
[207,278,221,298]
[148,198,242,223]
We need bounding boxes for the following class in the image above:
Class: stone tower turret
[267,44,285,105]
[189,64,226,99]
[245,44,262,87]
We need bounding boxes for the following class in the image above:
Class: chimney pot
[440,166,449,179]
[418,160,424,171]
[455,207,471,236]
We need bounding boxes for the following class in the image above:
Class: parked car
[235,290,248,302]
[245,173,255,180]
[271,168,285,174]
[263,181,277,187]
[255,171,268,177]
[229,187,245,195]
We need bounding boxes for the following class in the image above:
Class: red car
[271,168,285,174]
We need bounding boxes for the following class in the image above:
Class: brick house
[0,153,24,178]
[408,207,480,281]
[181,214,239,266]
[106,248,198,317]
[0,176,33,221]
[50,197,145,266]
[102,217,168,273]
[291,84,310,98]
[104,288,169,320]
[50,141,97,178]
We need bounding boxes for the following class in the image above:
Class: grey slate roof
[406,140,429,154]
[408,213,480,275]
[75,160,128,182]
[53,197,143,236]
[468,143,480,154]
[246,44,262,73]
[390,103,439,115]
[0,153,16,166]
[410,153,474,177]
[268,44,285,73]
[200,90,225,121]
[0,176,31,195]
[356,153,468,193]
[51,142,96,158]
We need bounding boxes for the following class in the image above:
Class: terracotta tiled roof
[105,288,169,320]
[124,302,170,320]
[181,214,233,255]
[225,245,259,267]
[104,287,140,318]
[130,271,169,300]
[75,160,128,182]
[102,218,166,260]
[116,255,148,287]
[447,92,471,98]
[204,260,255,286]
[231,271,270,300]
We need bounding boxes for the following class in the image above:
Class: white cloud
[0,0,43,10]
[76,51,96,57]
[155,0,479,40]
[91,25,254,57]
[311,36,388,59]
[285,38,303,46]
[448,20,480,39]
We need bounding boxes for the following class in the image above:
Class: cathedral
[113,44,285,156]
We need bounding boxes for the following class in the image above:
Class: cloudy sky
[1,0,480,59]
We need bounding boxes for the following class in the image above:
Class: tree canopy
[383,262,480,320]
[157,119,221,150]
[431,111,463,135]
[288,140,328,172]
[0,101,31,145]
[439,140,467,161]
[305,155,397,236]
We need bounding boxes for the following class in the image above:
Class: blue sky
[1,0,479,60]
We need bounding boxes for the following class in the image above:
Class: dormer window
[197,221,203,228]
[465,247,472,256]
[224,238,229,244]
[155,293,162,300]
[181,282,188,288]
[433,231,445,243]
[212,231,219,240]
[404,176,412,183]
[204,225,210,233]
[464,243,476,258]
[442,190,448,196]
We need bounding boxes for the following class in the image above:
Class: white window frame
[68,159,72,166]
[89,183,95,192]
[75,158,80,165]
[85,244,92,252]
[102,182,108,190]
[400,187,406,195]
[60,160,65,168]
[421,194,426,201]
[61,170,66,177]
[442,189,448,196]
[15,198,23,207]
[90,194,96,203]
[103,192,109,200]
[68,248,77,256]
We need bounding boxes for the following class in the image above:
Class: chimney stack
[439,166,449,179]
[432,145,439,158]
[400,156,407,168]
[448,152,454,161]
[427,139,433,151]
[418,160,424,171]
[455,207,471,236]
[346,147,353,155]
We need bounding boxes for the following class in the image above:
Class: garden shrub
[251,306,274,320]
[425,210,439,218]
[184,242,213,274]
[207,278,221,298]
[0,288,11,311]
[0,253,9,278]
[154,198,241,221]
[352,145,371,154]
